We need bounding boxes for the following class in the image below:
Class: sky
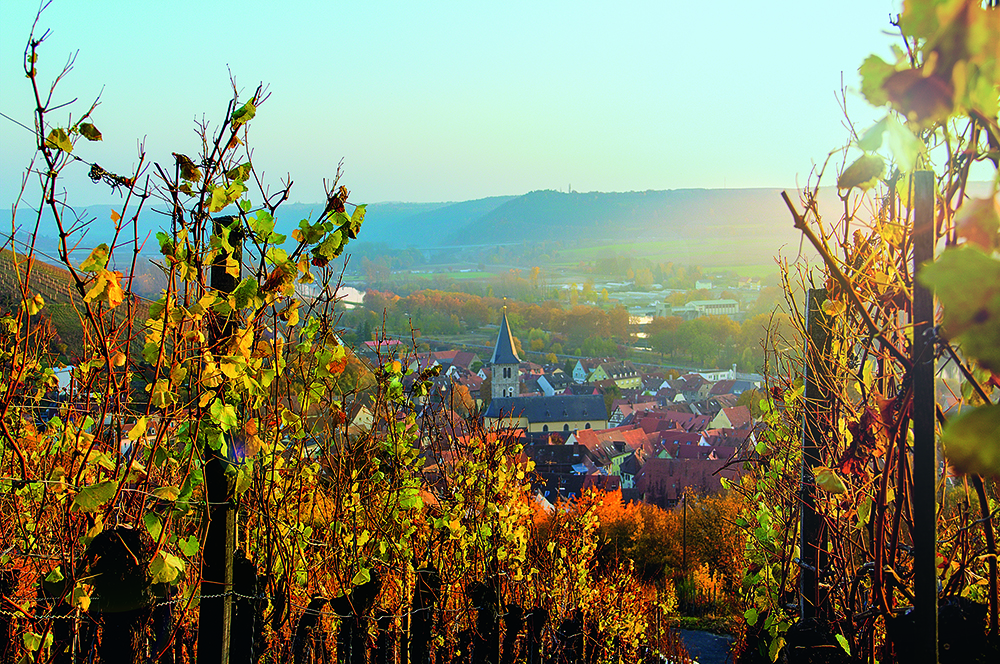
[1,0,903,209]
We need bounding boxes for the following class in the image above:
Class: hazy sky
[1,0,901,208]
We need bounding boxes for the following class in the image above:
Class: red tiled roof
[635,458,738,504]
[721,406,752,429]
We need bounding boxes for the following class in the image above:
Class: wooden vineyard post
[912,171,938,662]
[198,216,242,664]
[800,288,829,619]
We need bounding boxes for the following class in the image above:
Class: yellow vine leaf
[84,270,125,308]
[127,417,148,441]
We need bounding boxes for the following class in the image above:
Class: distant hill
[450,188,810,245]
[8,185,951,268]
[0,197,515,251]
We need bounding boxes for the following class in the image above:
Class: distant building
[490,305,520,400]
[672,299,739,320]
[484,395,608,434]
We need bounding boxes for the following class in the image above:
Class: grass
[667,614,740,637]
[705,263,779,278]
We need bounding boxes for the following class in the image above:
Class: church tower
[490,303,521,400]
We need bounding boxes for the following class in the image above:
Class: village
[353,304,763,512]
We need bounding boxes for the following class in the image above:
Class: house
[582,474,622,493]
[632,410,712,434]
[451,351,481,371]
[609,401,660,427]
[533,473,589,503]
[672,374,708,401]
[572,358,606,384]
[587,360,641,389]
[640,371,667,393]
[709,405,752,430]
[537,372,571,397]
[570,426,649,468]
[708,379,739,396]
[618,451,642,489]
[483,395,608,434]
[522,443,597,475]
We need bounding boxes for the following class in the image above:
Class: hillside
[0,249,150,360]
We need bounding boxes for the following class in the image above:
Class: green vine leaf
[149,551,185,585]
[351,567,371,586]
[837,154,884,191]
[80,243,110,272]
[814,466,847,494]
[858,54,895,107]
[918,246,1000,370]
[70,480,117,513]
[857,115,924,173]
[231,100,256,128]
[179,535,199,557]
[942,404,1000,478]
[143,512,163,541]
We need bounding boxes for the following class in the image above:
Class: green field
[550,235,798,269]
[405,271,493,280]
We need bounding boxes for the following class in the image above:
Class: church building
[484,304,608,434]
[490,304,520,400]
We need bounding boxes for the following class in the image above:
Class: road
[678,629,735,664]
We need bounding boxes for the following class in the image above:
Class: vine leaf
[143,512,162,541]
[151,380,176,409]
[859,54,894,107]
[70,480,117,513]
[954,196,1000,252]
[351,567,371,586]
[231,100,256,128]
[918,246,1000,370]
[79,122,102,141]
[857,115,925,173]
[882,69,954,125]
[23,293,44,315]
[942,404,1000,477]
[127,417,148,441]
[814,466,848,494]
[172,153,201,182]
[837,154,884,190]
[179,535,199,557]
[80,243,110,272]
[45,128,73,153]
[149,551,185,585]
[84,270,125,307]
[152,486,179,501]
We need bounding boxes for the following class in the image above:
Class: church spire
[490,301,520,365]
[490,301,520,400]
